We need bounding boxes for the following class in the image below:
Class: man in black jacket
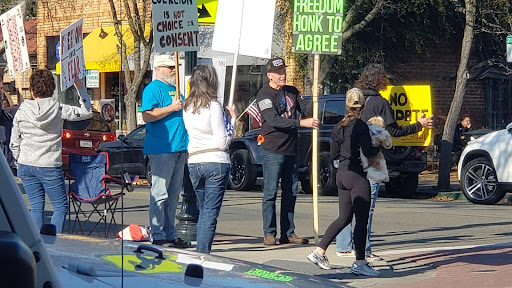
[256,57,319,246]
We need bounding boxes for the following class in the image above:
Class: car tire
[146,160,152,186]
[460,157,505,204]
[384,173,419,198]
[229,149,257,191]
[301,152,337,196]
[383,146,415,164]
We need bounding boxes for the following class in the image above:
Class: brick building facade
[390,39,486,132]
[36,0,151,112]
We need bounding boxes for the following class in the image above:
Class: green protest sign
[292,0,344,54]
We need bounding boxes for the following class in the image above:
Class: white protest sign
[212,0,276,59]
[152,0,199,53]
[86,70,99,88]
[0,4,30,77]
[198,58,227,104]
[59,18,86,91]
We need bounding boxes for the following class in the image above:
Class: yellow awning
[57,25,150,73]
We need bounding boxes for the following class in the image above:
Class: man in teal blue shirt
[142,54,189,248]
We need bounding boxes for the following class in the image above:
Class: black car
[97,125,150,183]
[229,94,428,197]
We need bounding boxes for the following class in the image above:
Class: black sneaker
[152,239,169,246]
[170,238,190,249]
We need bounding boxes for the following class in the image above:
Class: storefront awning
[57,25,150,73]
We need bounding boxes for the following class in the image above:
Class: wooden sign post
[312,54,320,243]
[292,0,344,244]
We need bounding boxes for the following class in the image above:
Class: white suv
[458,123,512,204]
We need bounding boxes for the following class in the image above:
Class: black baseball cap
[266,57,287,73]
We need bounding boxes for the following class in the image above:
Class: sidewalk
[210,234,397,287]
[205,172,462,287]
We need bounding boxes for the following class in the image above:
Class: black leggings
[318,170,371,260]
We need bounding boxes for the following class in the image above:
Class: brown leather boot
[280,234,309,244]
[263,235,276,245]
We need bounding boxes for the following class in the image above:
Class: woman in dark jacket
[307,88,381,276]
[336,63,432,260]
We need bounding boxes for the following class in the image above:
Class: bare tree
[437,0,476,190]
[108,0,153,132]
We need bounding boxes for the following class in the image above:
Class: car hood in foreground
[45,234,340,288]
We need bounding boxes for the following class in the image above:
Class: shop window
[46,36,59,70]
[47,33,89,70]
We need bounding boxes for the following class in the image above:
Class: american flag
[245,99,262,127]
[281,96,295,118]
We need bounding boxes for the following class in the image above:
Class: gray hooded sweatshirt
[10,87,93,167]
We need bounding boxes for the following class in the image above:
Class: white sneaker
[350,261,380,276]
[336,250,355,257]
[307,250,331,270]
[365,252,382,261]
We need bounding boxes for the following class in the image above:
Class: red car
[5,106,115,171]
[61,111,115,170]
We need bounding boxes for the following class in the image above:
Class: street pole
[175,51,199,242]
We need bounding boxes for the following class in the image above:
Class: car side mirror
[118,135,127,141]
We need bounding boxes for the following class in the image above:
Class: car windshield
[63,113,111,132]
[127,126,146,140]
[323,100,345,125]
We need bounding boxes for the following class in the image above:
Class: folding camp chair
[66,152,138,237]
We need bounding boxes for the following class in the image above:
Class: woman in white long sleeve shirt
[183,65,236,254]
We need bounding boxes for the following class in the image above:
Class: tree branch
[342,0,385,41]
[343,0,364,31]
[108,0,132,89]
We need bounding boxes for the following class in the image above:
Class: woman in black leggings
[307,88,381,276]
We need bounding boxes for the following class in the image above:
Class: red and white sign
[59,18,86,90]
[100,99,116,133]
[0,4,30,77]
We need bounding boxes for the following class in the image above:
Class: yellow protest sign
[198,0,218,25]
[380,85,432,146]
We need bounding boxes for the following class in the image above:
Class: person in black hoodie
[335,63,432,260]
[307,88,381,276]
[452,114,471,165]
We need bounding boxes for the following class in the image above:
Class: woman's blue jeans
[336,180,380,254]
[188,162,230,254]
[17,164,68,233]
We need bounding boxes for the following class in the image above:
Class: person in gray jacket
[10,69,93,233]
